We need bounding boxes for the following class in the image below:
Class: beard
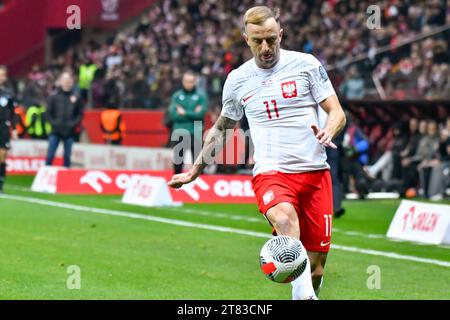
[256,47,279,68]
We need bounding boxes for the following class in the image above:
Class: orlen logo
[80,171,145,193]
[402,206,440,233]
[6,158,45,173]
[281,81,297,99]
[80,171,113,193]
[213,180,255,198]
[178,177,210,201]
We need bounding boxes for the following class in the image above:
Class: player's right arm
[167,115,237,188]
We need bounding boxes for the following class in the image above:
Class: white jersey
[221,49,336,176]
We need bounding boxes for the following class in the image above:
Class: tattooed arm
[168,115,237,188]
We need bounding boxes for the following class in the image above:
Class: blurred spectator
[399,118,426,196]
[327,126,346,218]
[0,65,16,194]
[400,119,438,197]
[45,72,84,168]
[339,65,365,99]
[400,118,422,162]
[342,115,370,198]
[102,69,122,108]
[78,58,98,104]
[169,71,208,174]
[25,104,51,140]
[417,120,441,198]
[423,119,450,200]
[100,105,126,145]
[365,122,408,183]
[129,70,151,108]
[14,105,27,138]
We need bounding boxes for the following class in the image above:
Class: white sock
[314,276,323,297]
[291,255,318,300]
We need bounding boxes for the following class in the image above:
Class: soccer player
[0,65,17,193]
[168,6,346,300]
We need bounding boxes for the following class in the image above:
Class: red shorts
[252,170,333,252]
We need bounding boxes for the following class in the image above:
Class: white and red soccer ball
[260,236,308,283]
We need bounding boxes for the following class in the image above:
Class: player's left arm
[311,95,346,149]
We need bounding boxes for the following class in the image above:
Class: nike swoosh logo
[242,95,253,103]
[320,241,330,247]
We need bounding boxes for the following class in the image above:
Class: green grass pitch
[0,176,449,299]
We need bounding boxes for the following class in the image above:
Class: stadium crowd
[16,0,450,109]
[6,0,450,200]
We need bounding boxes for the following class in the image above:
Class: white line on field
[119,200,437,244]
[117,200,266,224]
[7,184,450,249]
[117,199,388,239]
[1,193,450,268]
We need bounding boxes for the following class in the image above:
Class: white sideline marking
[116,200,265,223]
[167,207,263,223]
[1,193,450,268]
[7,184,450,248]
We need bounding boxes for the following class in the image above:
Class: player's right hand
[311,125,337,149]
[168,171,197,189]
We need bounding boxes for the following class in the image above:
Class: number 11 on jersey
[264,100,279,119]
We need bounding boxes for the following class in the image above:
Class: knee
[268,205,298,236]
[272,212,293,233]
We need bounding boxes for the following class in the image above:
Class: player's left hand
[168,171,197,189]
[311,125,337,149]
[11,129,18,140]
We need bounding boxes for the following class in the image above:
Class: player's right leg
[265,202,299,238]
[265,202,317,300]
[252,172,317,300]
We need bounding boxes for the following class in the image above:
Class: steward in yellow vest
[26,105,51,139]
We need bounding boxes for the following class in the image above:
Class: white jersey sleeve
[306,56,336,104]
[220,72,243,121]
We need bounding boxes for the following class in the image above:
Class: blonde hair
[243,6,280,29]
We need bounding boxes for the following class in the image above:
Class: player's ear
[279,28,284,41]
[243,32,249,45]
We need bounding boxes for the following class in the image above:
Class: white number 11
[324,214,332,237]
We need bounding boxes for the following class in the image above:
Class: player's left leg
[292,169,333,299]
[307,251,328,296]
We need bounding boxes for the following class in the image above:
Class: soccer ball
[259,236,308,283]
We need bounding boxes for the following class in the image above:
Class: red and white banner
[9,140,173,171]
[387,200,450,245]
[31,166,66,193]
[122,175,182,207]
[57,170,151,194]
[6,157,63,175]
[46,168,256,203]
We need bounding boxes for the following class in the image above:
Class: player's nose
[261,40,270,52]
